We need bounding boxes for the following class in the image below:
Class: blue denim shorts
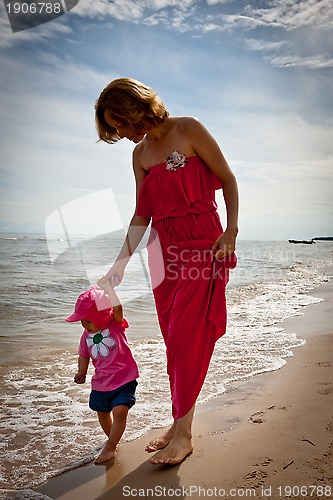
[89,380,138,412]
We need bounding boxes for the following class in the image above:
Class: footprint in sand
[249,405,287,424]
[243,469,268,488]
[318,383,333,395]
[208,430,225,435]
[253,457,273,467]
[261,457,273,467]
[249,411,265,424]
[249,406,289,424]
[325,422,333,432]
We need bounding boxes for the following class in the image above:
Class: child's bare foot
[94,442,117,464]
[149,435,193,465]
[145,424,175,452]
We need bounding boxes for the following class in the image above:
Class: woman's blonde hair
[95,78,169,144]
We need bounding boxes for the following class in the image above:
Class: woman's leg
[145,421,176,452]
[146,254,217,460]
[149,405,195,465]
[147,214,227,463]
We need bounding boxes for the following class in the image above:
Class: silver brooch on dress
[166,151,188,171]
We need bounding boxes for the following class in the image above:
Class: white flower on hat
[86,329,116,358]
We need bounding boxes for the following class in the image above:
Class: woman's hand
[99,261,126,287]
[97,276,114,293]
[211,229,237,260]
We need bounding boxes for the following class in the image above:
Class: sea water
[0,233,332,494]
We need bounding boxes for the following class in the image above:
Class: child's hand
[97,276,122,321]
[97,277,114,293]
[97,277,121,305]
[98,262,125,288]
[74,372,86,384]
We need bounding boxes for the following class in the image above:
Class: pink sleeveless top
[136,154,223,221]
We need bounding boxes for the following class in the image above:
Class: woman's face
[104,110,146,143]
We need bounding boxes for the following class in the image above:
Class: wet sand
[32,280,333,500]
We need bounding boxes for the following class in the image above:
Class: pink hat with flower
[65,286,113,330]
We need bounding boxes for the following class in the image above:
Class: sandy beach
[30,280,333,500]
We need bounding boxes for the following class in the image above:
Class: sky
[0,0,332,240]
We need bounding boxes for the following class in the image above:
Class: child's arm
[74,355,89,384]
[97,279,123,324]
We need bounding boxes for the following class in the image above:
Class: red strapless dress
[137,153,236,418]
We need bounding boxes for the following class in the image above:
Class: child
[65,282,139,464]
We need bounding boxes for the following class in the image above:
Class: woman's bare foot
[94,442,117,464]
[149,435,193,465]
[145,424,175,452]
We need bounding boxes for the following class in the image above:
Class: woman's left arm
[187,117,239,258]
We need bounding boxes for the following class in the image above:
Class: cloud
[74,0,195,21]
[245,38,289,52]
[244,37,333,69]
[205,0,230,4]
[72,0,197,34]
[74,0,331,34]
[266,53,333,69]
[244,0,333,31]
[236,157,333,182]
[0,0,198,47]
[2,0,332,50]
[194,0,333,33]
[0,49,113,105]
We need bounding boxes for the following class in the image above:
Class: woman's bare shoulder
[173,116,201,130]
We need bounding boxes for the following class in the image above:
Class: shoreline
[26,279,333,498]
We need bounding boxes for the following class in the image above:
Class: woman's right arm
[101,150,150,286]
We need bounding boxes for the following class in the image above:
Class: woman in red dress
[96,78,239,465]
